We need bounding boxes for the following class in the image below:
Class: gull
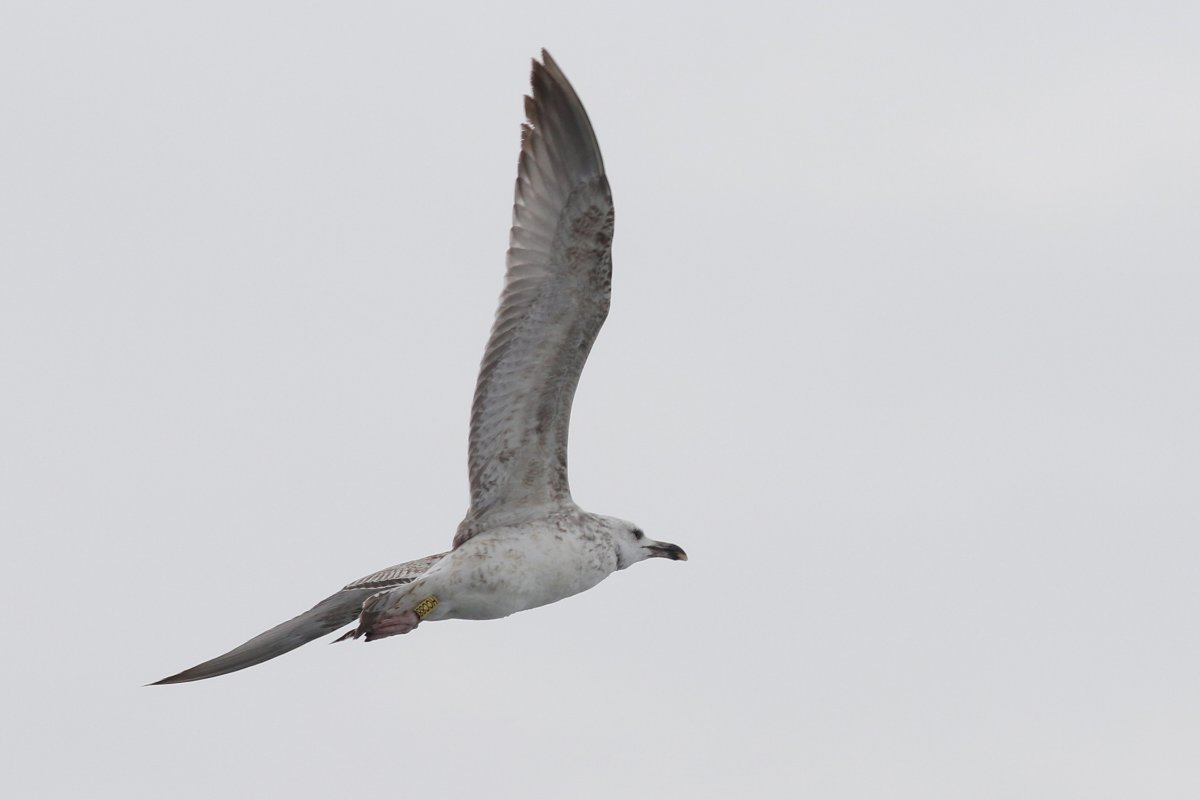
[153,51,687,684]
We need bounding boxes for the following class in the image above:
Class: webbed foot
[363,608,421,641]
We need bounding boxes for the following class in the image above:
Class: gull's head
[608,517,687,570]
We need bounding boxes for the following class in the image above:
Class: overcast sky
[3,2,1199,798]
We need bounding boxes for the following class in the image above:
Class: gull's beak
[645,542,688,561]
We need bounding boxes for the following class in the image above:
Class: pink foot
[364,609,420,641]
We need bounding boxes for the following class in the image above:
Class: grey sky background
[3,2,1198,797]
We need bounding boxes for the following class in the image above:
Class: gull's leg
[337,593,438,642]
[364,609,420,641]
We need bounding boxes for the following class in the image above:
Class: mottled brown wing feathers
[458,52,614,545]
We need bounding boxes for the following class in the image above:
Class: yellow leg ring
[413,595,439,619]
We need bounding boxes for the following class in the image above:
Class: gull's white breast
[421,515,619,621]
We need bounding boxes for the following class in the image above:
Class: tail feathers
[150,587,376,685]
[332,627,360,643]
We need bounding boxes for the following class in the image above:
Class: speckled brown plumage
[458,52,615,542]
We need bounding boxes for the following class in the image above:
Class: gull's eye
[632,528,644,540]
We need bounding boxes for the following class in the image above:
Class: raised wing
[151,553,446,684]
[457,51,614,544]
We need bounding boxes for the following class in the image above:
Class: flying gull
[153,51,687,684]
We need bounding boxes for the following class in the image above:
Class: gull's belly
[433,527,617,620]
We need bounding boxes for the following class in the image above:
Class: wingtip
[530,49,567,94]
[147,663,216,685]
[146,672,188,686]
